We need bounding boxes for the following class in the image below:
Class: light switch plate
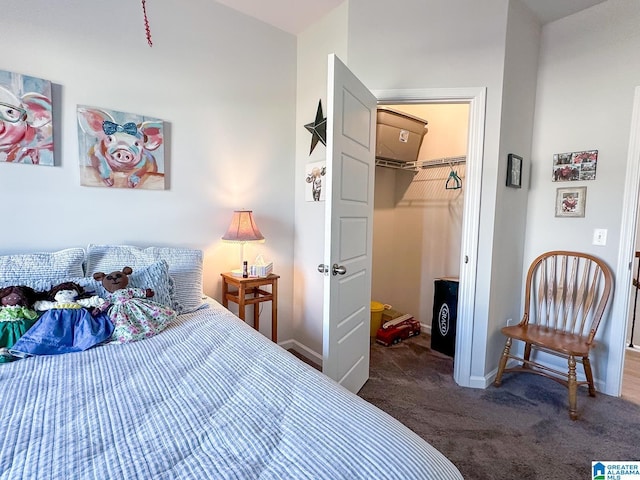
[593,228,607,246]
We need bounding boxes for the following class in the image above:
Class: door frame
[608,86,640,397]
[373,87,486,387]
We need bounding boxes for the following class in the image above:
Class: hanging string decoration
[141,0,153,47]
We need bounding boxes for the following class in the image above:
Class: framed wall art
[506,153,522,188]
[305,160,326,202]
[555,186,587,218]
[0,69,53,165]
[77,105,165,190]
[552,149,597,182]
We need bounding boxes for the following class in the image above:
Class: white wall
[0,0,297,342]
[372,104,469,329]
[484,0,540,373]
[293,3,349,360]
[526,0,640,393]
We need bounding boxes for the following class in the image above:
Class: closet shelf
[375,158,418,171]
[375,155,466,171]
[421,156,466,169]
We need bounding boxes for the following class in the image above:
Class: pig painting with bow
[77,106,165,189]
[0,70,53,165]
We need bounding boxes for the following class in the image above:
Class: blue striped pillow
[0,248,85,283]
[91,260,176,309]
[85,245,203,314]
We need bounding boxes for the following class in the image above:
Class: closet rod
[420,156,466,169]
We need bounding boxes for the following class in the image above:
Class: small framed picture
[555,186,587,218]
[506,154,522,188]
[305,160,326,202]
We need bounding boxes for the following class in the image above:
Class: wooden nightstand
[220,272,279,342]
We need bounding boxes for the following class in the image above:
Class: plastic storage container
[370,301,386,337]
[376,107,428,163]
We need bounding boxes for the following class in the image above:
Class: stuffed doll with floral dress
[0,286,39,362]
[10,282,114,357]
[93,267,176,344]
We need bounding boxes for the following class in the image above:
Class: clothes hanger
[445,164,462,190]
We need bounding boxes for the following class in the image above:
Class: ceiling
[520,0,606,24]
[215,0,344,35]
[215,0,607,35]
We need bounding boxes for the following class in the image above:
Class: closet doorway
[621,217,640,404]
[371,102,469,365]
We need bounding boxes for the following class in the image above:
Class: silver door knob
[332,264,347,276]
[317,264,329,274]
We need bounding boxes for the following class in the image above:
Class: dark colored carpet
[359,334,640,480]
[291,334,640,479]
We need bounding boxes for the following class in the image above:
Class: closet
[371,103,470,354]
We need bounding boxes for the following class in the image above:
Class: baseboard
[283,334,607,393]
[420,322,432,335]
[279,339,323,367]
[280,323,431,367]
[469,375,493,389]
[277,339,294,350]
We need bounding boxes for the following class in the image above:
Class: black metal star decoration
[304,100,327,155]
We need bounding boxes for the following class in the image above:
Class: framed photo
[506,153,522,188]
[552,149,598,181]
[555,186,587,218]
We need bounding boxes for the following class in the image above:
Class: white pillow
[85,244,204,313]
[0,248,85,283]
[0,260,176,311]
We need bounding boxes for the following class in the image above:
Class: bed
[0,246,462,480]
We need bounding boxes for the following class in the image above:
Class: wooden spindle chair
[494,251,613,420]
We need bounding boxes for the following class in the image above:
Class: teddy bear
[0,285,39,362]
[9,282,114,357]
[93,267,176,344]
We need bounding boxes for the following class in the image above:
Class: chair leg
[494,337,512,387]
[583,356,596,397]
[523,342,532,368]
[568,355,578,420]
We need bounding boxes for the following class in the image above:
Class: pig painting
[0,70,53,165]
[77,106,165,189]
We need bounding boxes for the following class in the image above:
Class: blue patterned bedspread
[0,300,462,479]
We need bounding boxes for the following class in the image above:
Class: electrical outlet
[593,228,607,246]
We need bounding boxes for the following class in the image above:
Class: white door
[321,54,377,393]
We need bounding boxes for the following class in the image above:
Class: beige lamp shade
[221,210,265,243]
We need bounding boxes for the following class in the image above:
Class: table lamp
[222,210,265,276]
